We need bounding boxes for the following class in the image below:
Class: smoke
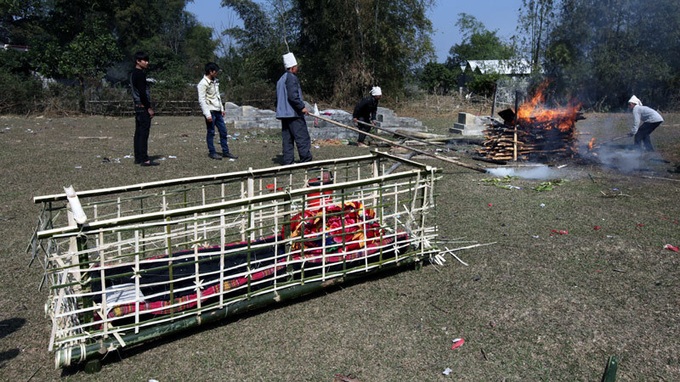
[595,146,646,173]
[584,114,647,173]
[486,164,560,180]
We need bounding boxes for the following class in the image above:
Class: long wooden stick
[355,119,445,147]
[313,114,486,173]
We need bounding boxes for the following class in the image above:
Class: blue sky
[185,0,523,62]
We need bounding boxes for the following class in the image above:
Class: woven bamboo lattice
[31,152,441,369]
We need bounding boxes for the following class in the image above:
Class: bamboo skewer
[313,114,486,173]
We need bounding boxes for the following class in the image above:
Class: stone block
[458,112,477,125]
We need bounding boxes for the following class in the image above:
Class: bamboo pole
[313,114,486,173]
[355,120,446,147]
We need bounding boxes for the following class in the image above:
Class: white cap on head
[283,52,297,69]
[370,86,382,96]
[628,95,642,106]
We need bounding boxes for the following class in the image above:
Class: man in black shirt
[130,51,158,166]
[352,86,382,147]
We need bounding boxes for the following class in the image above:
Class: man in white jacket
[628,95,664,152]
[197,62,237,160]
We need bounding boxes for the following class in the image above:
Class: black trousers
[634,121,662,151]
[357,117,371,143]
[281,117,312,165]
[134,110,151,163]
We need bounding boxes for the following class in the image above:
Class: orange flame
[516,82,582,132]
[588,137,596,151]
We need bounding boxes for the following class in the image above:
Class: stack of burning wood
[478,84,584,162]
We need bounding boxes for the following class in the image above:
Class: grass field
[0,107,679,381]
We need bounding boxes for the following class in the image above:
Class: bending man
[628,95,663,152]
[352,86,382,147]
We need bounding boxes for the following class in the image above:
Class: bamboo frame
[32,153,441,369]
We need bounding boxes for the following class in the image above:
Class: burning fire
[588,137,596,151]
[516,82,582,132]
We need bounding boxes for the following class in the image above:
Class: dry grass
[0,104,679,381]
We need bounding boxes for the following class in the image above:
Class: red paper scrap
[551,229,568,235]
[451,338,465,350]
[663,244,679,252]
[594,226,601,230]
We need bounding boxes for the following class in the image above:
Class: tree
[218,0,288,106]
[517,0,555,71]
[544,0,680,109]
[221,0,436,106]
[446,13,515,68]
[33,0,123,111]
[446,13,516,98]
[297,0,436,104]
[419,62,457,95]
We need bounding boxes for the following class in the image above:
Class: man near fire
[628,95,664,152]
[352,86,382,147]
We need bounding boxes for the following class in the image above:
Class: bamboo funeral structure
[30,152,441,369]
[478,87,584,162]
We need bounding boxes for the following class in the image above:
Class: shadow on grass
[0,318,26,368]
[60,264,420,376]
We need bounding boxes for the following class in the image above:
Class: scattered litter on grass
[314,138,348,146]
[124,154,132,159]
[442,368,453,375]
[606,235,615,239]
[594,226,601,230]
[451,338,465,350]
[532,235,540,239]
[550,229,568,235]
[168,155,177,159]
[663,244,679,252]
[600,188,629,198]
[636,223,645,228]
[74,166,82,169]
[333,373,360,382]
[534,179,566,192]
[540,203,546,208]
[482,176,519,190]
[487,203,493,207]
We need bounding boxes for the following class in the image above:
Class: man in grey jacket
[628,95,664,152]
[275,52,312,165]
